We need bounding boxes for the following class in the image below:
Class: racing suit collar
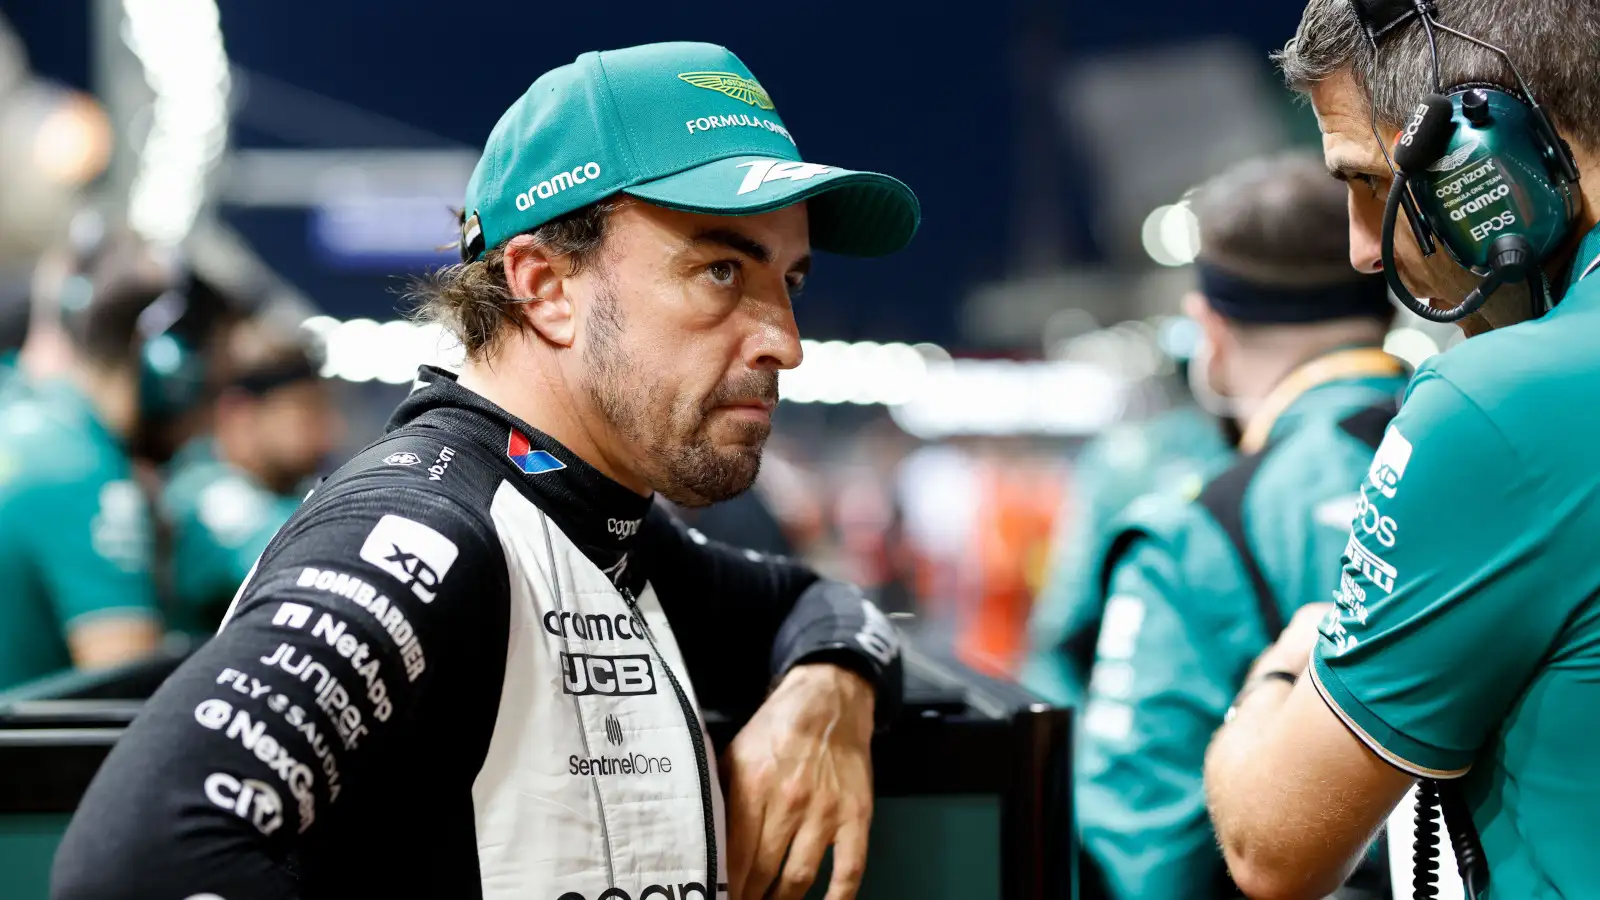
[387,366,655,579]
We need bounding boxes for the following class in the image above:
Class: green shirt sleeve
[1077,533,1233,900]
[23,468,159,629]
[1312,371,1557,778]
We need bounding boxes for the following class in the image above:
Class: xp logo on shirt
[1367,427,1414,500]
[359,514,460,603]
[507,430,566,475]
[560,652,657,696]
[384,452,420,467]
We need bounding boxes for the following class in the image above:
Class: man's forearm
[1205,677,1296,859]
[1205,678,1369,900]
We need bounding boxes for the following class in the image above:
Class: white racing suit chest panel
[474,480,723,900]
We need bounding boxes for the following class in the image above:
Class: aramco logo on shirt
[605,714,624,747]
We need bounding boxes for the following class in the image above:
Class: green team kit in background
[1313,225,1600,899]
[1019,405,1234,708]
[0,377,158,691]
[160,439,302,637]
[1077,351,1409,900]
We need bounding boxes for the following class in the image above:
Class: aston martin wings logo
[678,71,775,110]
[1428,139,1481,172]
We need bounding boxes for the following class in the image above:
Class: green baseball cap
[461,42,919,261]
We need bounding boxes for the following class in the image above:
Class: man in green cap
[1074,153,1408,900]
[1205,2,1600,898]
[57,42,915,900]
[161,319,344,637]
[0,227,227,692]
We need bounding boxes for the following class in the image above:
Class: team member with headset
[1075,152,1409,900]
[1205,1,1600,898]
[162,319,346,637]
[0,226,229,690]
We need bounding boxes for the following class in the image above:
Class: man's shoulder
[1422,302,1600,448]
[0,389,122,489]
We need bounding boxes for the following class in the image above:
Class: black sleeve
[52,473,508,900]
[638,504,902,723]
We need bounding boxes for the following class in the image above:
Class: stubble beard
[582,284,770,508]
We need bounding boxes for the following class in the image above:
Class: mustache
[705,371,779,411]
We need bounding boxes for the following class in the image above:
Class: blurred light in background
[1384,326,1441,368]
[304,316,1130,437]
[31,90,111,185]
[1140,201,1201,267]
[122,0,230,245]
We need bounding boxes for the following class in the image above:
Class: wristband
[1224,670,1298,723]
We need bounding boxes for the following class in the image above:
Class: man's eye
[707,261,739,287]
[786,275,806,298]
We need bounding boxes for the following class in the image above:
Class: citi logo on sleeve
[358,514,460,603]
[508,430,567,474]
[204,772,284,836]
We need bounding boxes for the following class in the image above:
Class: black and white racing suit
[53,367,903,900]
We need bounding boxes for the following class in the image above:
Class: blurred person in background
[0,227,230,691]
[161,319,344,637]
[1019,347,1236,708]
[1207,1,1600,897]
[1076,152,1408,900]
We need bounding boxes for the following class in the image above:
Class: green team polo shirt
[0,377,158,691]
[1312,224,1600,899]
[1019,405,1234,707]
[161,439,302,637]
[1078,363,1408,900]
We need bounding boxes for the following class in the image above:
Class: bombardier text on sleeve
[53,366,903,900]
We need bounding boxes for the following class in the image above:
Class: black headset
[1351,0,1581,324]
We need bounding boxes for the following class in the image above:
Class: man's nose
[749,299,803,372]
[1349,191,1385,275]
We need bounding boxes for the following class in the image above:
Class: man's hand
[723,662,876,900]
[1248,602,1334,682]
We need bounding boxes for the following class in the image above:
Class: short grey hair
[1192,152,1361,287]
[1276,0,1600,149]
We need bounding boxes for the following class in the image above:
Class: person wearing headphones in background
[0,227,230,691]
[1205,1,1600,899]
[161,319,345,638]
[1018,341,1237,709]
[1076,152,1409,900]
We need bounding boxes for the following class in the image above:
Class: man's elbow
[1221,843,1347,900]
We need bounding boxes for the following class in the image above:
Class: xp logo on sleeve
[384,452,421,467]
[1367,427,1414,500]
[678,71,774,109]
[508,430,567,475]
[358,514,460,603]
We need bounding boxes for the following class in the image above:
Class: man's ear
[1184,290,1233,354]
[502,235,576,347]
